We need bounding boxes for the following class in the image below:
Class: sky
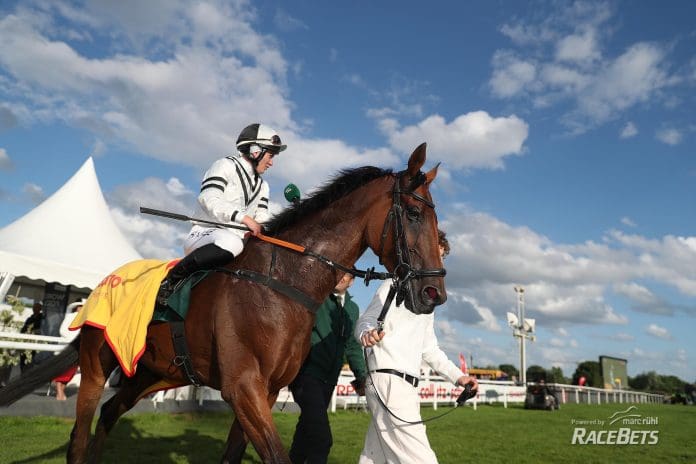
[0,0,695,383]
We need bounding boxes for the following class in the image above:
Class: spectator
[52,299,84,400]
[19,302,43,372]
[289,272,367,464]
[355,230,478,464]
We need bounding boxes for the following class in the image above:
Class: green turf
[0,403,693,463]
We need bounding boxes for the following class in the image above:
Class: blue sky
[0,0,694,382]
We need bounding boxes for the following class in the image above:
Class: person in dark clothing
[289,272,367,464]
[19,302,43,372]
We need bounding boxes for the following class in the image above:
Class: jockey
[157,123,287,304]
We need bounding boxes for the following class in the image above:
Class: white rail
[0,330,69,352]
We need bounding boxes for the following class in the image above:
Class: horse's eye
[406,206,421,222]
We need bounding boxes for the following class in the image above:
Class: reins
[363,349,475,425]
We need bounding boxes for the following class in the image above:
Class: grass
[0,403,694,463]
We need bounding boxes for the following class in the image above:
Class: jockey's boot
[157,243,234,305]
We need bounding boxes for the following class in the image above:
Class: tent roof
[0,157,142,289]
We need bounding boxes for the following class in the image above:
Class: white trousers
[184,225,245,256]
[359,373,438,464]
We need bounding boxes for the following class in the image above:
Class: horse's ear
[425,162,440,185]
[407,143,427,177]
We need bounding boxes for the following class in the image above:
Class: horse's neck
[275,196,376,299]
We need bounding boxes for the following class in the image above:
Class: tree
[547,366,568,384]
[629,371,687,394]
[498,364,519,379]
[526,365,547,382]
[572,361,602,387]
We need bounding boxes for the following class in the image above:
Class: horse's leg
[221,382,288,464]
[221,418,248,464]
[90,367,164,462]
[221,391,280,464]
[67,327,117,464]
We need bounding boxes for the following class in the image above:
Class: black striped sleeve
[201,176,227,193]
[257,196,269,209]
[201,184,224,193]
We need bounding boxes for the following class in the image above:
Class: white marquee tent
[0,157,142,292]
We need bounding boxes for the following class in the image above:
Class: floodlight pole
[514,285,526,384]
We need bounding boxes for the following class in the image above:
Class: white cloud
[0,105,18,131]
[555,29,600,64]
[434,319,459,338]
[645,323,672,340]
[444,291,501,332]
[540,64,590,93]
[612,332,634,342]
[434,209,696,332]
[490,2,681,134]
[0,2,295,170]
[613,281,695,316]
[656,128,682,145]
[269,137,400,196]
[489,51,536,98]
[620,216,637,227]
[500,22,554,46]
[380,112,528,170]
[107,176,196,258]
[620,122,638,139]
[0,147,12,170]
[273,8,309,32]
[88,139,106,158]
[572,43,669,129]
[22,182,45,204]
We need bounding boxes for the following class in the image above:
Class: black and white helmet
[236,123,287,155]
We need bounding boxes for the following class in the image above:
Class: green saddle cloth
[152,270,210,322]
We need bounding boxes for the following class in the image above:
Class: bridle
[375,170,446,325]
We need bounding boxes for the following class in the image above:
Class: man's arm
[345,301,367,395]
[421,315,478,391]
[354,281,391,347]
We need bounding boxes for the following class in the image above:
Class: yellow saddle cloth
[70,258,179,377]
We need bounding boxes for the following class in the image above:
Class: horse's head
[368,143,446,315]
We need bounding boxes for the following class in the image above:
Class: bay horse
[0,143,446,463]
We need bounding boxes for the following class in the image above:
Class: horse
[0,143,446,463]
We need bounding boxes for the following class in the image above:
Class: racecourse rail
[0,331,665,409]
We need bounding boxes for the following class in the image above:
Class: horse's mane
[265,166,392,234]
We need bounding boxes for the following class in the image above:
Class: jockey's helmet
[236,124,287,161]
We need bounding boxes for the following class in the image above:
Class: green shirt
[299,291,367,385]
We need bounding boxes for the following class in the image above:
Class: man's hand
[456,375,479,393]
[242,216,262,236]
[360,329,385,347]
[351,378,366,396]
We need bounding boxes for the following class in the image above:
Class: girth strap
[170,320,202,387]
[217,268,322,313]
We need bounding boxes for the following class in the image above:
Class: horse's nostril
[424,286,438,300]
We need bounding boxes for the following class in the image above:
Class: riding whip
[140,207,390,284]
[139,207,306,253]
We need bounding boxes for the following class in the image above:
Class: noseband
[376,170,446,316]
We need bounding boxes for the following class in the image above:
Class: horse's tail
[0,335,81,407]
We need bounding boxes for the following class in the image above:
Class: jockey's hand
[242,216,262,236]
[360,328,385,347]
[456,375,479,394]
